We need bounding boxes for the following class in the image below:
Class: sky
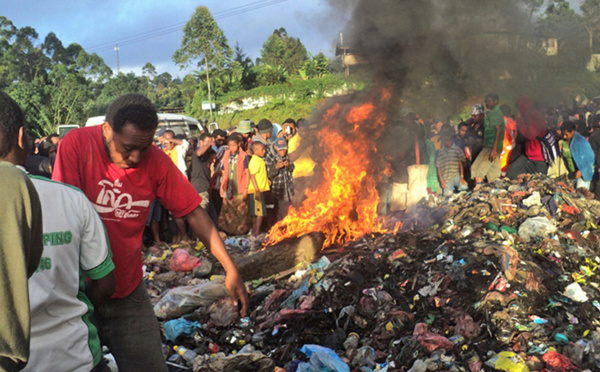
[2,0,352,78]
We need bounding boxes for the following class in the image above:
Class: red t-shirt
[52,126,201,298]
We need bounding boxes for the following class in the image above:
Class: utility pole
[114,44,120,74]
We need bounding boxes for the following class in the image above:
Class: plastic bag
[542,350,578,371]
[153,279,229,319]
[485,351,529,372]
[209,297,239,327]
[563,282,589,302]
[169,248,202,272]
[163,317,203,342]
[413,323,454,353]
[297,344,350,372]
[518,217,557,242]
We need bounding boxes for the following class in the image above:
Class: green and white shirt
[23,175,114,372]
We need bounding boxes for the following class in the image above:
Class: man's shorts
[471,147,502,182]
[249,193,266,217]
[199,191,210,210]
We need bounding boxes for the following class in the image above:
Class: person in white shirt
[22,175,116,372]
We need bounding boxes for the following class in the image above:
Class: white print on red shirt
[92,179,150,219]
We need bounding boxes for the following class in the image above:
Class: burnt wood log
[236,232,325,281]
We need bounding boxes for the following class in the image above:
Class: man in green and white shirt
[22,175,116,372]
[0,92,116,372]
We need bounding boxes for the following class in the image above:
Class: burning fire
[266,87,400,248]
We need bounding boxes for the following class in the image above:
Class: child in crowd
[271,137,295,221]
[248,141,270,236]
[218,133,251,235]
[436,131,468,196]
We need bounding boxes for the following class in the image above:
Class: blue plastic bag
[297,344,350,372]
[163,317,203,342]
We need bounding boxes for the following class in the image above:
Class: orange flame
[266,87,400,248]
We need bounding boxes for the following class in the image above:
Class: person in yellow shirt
[248,141,270,236]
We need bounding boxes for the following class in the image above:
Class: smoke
[327,0,551,115]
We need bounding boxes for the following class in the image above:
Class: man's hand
[225,269,249,317]
[185,207,250,317]
[276,160,284,169]
[283,160,290,167]
[489,148,498,161]
[242,192,248,200]
[254,192,261,201]
[459,178,467,186]
[440,180,447,189]
[576,170,582,179]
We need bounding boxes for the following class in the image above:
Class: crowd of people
[383,93,600,213]
[145,115,314,248]
[5,88,600,371]
[0,91,321,371]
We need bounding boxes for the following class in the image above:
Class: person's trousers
[505,155,548,180]
[93,281,167,372]
[443,175,468,196]
[275,198,292,222]
[199,191,218,225]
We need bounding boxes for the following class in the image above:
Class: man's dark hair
[105,94,158,133]
[562,121,577,132]
[251,141,265,151]
[212,129,227,138]
[297,118,309,129]
[47,133,59,140]
[0,91,25,158]
[458,122,468,130]
[227,133,242,144]
[282,118,296,127]
[485,93,499,102]
[163,129,175,137]
[199,132,211,141]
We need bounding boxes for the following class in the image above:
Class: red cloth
[517,96,547,162]
[53,126,201,298]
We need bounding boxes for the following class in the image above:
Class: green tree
[234,43,257,89]
[536,0,587,71]
[299,52,331,79]
[260,28,308,74]
[522,0,545,20]
[173,6,232,118]
[581,0,600,56]
[141,62,157,99]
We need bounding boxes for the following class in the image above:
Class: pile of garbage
[143,174,600,371]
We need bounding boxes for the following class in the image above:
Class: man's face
[102,122,155,169]
[254,145,266,157]
[228,140,239,154]
[163,132,176,151]
[277,148,287,157]
[298,127,308,138]
[471,114,484,124]
[458,126,468,139]
[563,130,575,141]
[49,136,60,145]
[262,131,272,140]
[485,98,498,110]
[215,135,226,147]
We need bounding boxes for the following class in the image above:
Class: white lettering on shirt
[92,179,150,219]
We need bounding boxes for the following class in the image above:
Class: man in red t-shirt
[53,94,249,372]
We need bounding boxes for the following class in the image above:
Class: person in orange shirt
[500,105,517,176]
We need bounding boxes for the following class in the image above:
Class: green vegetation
[4,0,600,136]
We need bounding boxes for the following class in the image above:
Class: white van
[57,124,79,138]
[85,113,202,139]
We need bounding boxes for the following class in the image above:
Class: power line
[86,0,291,53]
